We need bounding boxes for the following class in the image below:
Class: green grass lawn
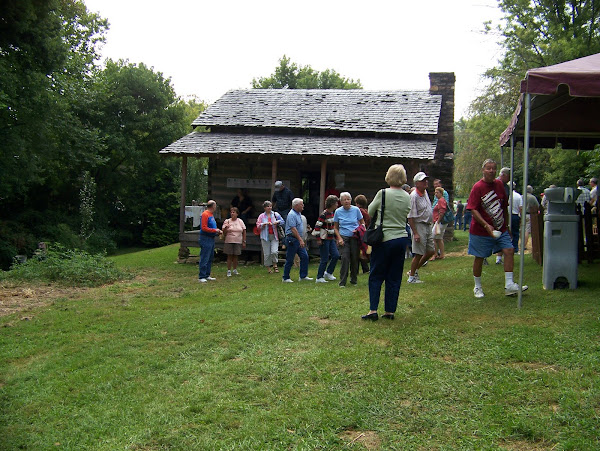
[1,235,599,450]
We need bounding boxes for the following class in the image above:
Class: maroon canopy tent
[500,52,600,150]
[499,53,600,307]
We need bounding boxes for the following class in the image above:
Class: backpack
[441,208,455,225]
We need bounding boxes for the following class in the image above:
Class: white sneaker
[282,278,294,283]
[495,258,503,265]
[232,269,239,275]
[207,277,216,281]
[315,278,327,283]
[505,283,528,296]
[300,276,314,281]
[198,278,208,283]
[407,275,423,284]
[474,287,485,298]
[227,270,232,277]
[324,272,336,281]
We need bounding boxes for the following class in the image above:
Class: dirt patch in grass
[508,361,561,372]
[0,283,88,318]
[310,316,341,326]
[339,429,381,449]
[498,439,556,450]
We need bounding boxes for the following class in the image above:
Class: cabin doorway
[300,172,321,228]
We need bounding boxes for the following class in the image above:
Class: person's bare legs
[473,256,484,277]
[502,247,514,272]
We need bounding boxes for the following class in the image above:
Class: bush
[0,243,129,287]
[83,229,118,255]
[0,220,38,270]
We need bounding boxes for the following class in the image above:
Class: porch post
[320,159,327,213]
[271,157,277,198]
[179,156,187,235]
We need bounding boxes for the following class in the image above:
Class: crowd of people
[197,163,598,319]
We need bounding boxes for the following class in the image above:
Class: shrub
[0,243,129,287]
[83,229,118,255]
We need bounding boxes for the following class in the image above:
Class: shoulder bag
[363,189,386,246]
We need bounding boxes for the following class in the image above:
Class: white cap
[413,172,428,183]
[274,181,283,188]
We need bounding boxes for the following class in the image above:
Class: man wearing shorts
[407,172,435,283]
[466,159,528,298]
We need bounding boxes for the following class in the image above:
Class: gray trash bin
[542,187,578,289]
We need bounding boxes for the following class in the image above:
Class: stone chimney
[428,72,455,201]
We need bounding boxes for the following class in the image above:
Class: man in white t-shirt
[509,185,523,253]
[590,177,597,209]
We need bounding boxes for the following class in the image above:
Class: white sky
[84,0,505,119]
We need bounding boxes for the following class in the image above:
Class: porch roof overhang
[160,132,437,160]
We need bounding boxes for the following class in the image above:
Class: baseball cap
[274,181,283,188]
[413,172,428,183]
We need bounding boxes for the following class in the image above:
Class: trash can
[542,187,578,289]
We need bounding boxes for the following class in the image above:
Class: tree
[85,59,190,246]
[478,0,600,114]
[0,0,108,210]
[456,0,600,195]
[252,55,362,89]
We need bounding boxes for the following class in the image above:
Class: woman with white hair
[256,200,284,273]
[334,192,365,287]
[361,164,411,320]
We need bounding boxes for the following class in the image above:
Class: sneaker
[198,278,208,283]
[505,283,528,296]
[282,278,294,283]
[207,277,216,281]
[495,258,503,265]
[232,269,239,275]
[324,272,336,281]
[227,270,232,277]
[474,287,485,298]
[315,278,327,283]
[407,276,423,284]
[483,258,489,265]
[300,276,314,281]
[339,283,346,288]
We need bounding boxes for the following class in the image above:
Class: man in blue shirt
[282,198,313,282]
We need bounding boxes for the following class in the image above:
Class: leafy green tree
[176,97,209,205]
[0,0,108,211]
[85,59,189,246]
[252,55,362,89]
[456,0,600,195]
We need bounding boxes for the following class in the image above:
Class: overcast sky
[84,0,505,119]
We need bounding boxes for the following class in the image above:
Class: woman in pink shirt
[431,187,448,260]
[222,207,246,277]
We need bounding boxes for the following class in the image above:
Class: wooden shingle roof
[162,88,443,160]
[160,132,436,159]
[192,89,442,135]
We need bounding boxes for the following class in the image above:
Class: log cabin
[160,73,455,260]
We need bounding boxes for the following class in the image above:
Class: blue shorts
[468,231,513,258]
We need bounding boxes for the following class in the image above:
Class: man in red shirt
[466,159,528,298]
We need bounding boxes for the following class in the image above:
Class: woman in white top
[256,201,284,273]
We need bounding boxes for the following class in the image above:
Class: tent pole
[518,94,531,308]
[500,146,504,168]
